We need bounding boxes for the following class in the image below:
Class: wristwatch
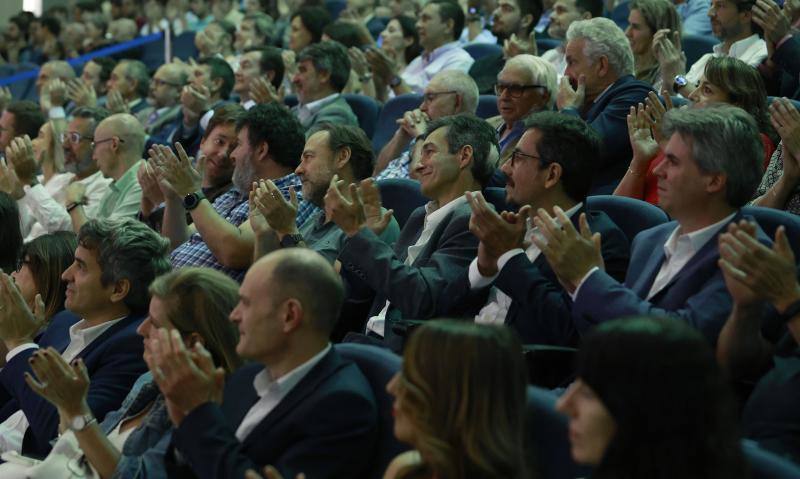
[182,191,206,211]
[778,299,800,323]
[389,75,402,88]
[68,413,96,432]
[672,74,688,93]
[280,233,304,248]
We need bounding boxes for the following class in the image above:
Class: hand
[282,50,297,78]
[0,86,11,111]
[24,347,90,418]
[753,0,791,46]
[147,328,225,426]
[180,84,211,120]
[466,191,529,276]
[250,77,283,105]
[556,75,585,111]
[0,272,46,348]
[348,47,371,77]
[66,78,98,108]
[47,79,68,108]
[252,179,299,236]
[244,465,306,479]
[627,104,659,168]
[106,90,131,114]
[66,181,88,205]
[358,178,393,236]
[150,143,203,198]
[396,109,428,140]
[138,161,166,215]
[718,220,800,310]
[644,90,673,145]
[248,185,273,237]
[503,33,537,59]
[769,98,800,175]
[531,208,604,292]
[653,29,686,92]
[0,155,25,200]
[6,135,38,186]
[365,47,399,83]
[324,174,366,237]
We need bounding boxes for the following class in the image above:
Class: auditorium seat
[586,195,670,243]
[335,343,408,479]
[376,178,428,229]
[372,94,422,152]
[172,31,199,61]
[476,94,499,119]
[682,34,719,68]
[483,186,512,212]
[464,42,503,61]
[742,439,800,479]
[536,38,562,54]
[742,205,800,260]
[343,94,381,139]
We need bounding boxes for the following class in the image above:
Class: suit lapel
[73,314,141,359]
[395,208,426,263]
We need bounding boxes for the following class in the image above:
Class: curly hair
[236,102,305,169]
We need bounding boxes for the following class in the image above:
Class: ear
[256,140,270,164]
[458,144,474,170]
[318,68,331,85]
[706,172,727,195]
[453,93,464,112]
[519,13,533,32]
[543,162,563,190]
[108,278,131,304]
[211,76,224,95]
[281,298,304,333]
[335,145,351,171]
[595,55,610,78]
[446,18,455,37]
[266,70,276,83]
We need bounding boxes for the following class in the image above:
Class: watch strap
[183,191,206,211]
[280,233,304,248]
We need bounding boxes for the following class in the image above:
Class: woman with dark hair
[1,267,242,479]
[11,231,77,322]
[752,97,800,214]
[0,191,22,274]
[557,316,748,479]
[625,0,681,89]
[615,56,776,205]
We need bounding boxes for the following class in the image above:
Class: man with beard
[468,0,544,93]
[157,103,315,282]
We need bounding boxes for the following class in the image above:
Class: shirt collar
[713,34,761,56]
[69,316,125,343]
[663,212,737,260]
[300,93,339,113]
[252,343,332,398]
[111,159,143,190]
[423,41,461,63]
[424,194,468,227]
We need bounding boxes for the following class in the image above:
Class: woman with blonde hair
[625,0,681,89]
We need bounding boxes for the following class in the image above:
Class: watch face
[70,415,86,430]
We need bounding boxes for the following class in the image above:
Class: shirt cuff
[569,266,600,301]
[776,34,793,50]
[468,257,497,290]
[6,343,39,363]
[48,106,66,120]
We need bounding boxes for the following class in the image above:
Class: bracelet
[627,167,645,177]
[66,199,87,212]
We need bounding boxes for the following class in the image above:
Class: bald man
[65,113,145,231]
[153,248,378,478]
[36,60,78,119]
[137,63,189,135]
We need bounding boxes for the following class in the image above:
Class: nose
[136,317,151,337]
[687,85,700,103]
[500,156,512,175]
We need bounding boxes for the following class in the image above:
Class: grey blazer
[292,94,358,131]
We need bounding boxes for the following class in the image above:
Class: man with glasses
[136,63,189,136]
[439,112,629,345]
[374,70,479,180]
[105,60,151,117]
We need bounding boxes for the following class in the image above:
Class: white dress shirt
[542,46,566,77]
[686,34,767,86]
[365,195,469,337]
[0,318,123,454]
[18,172,74,241]
[401,42,475,94]
[469,203,582,324]
[235,344,331,441]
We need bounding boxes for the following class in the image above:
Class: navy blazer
[0,311,146,455]
[572,212,770,344]
[170,348,378,479]
[441,208,630,346]
[339,201,478,351]
[562,75,653,193]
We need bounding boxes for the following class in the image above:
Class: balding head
[108,18,138,42]
[96,113,145,158]
[428,70,479,115]
[36,61,76,95]
[149,63,188,108]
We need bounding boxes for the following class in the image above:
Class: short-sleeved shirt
[96,160,144,220]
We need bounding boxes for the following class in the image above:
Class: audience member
[68,57,117,109]
[0,217,170,456]
[442,112,629,345]
[140,0,185,36]
[194,20,236,61]
[753,97,800,213]
[626,0,682,89]
[0,192,22,273]
[212,0,245,24]
[139,63,189,135]
[187,0,215,32]
[161,103,312,282]
[754,0,799,99]
[106,18,139,44]
[542,0,604,76]
[0,101,45,152]
[375,70,479,180]
[675,0,713,35]
[330,114,496,351]
[234,46,284,109]
[288,6,332,53]
[152,249,378,478]
[368,16,422,98]
[536,105,765,344]
[235,12,275,53]
[105,60,152,116]
[557,17,653,193]
[61,21,87,59]
[557,316,747,479]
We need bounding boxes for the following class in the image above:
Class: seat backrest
[283,94,299,109]
[464,42,503,61]
[172,31,199,61]
[526,386,593,479]
[343,93,381,139]
[536,38,562,54]
[483,186,512,212]
[476,94,499,119]
[741,205,800,259]
[742,439,800,479]
[586,195,670,243]
[377,178,428,229]
[325,0,348,19]
[335,343,408,479]
[141,35,167,71]
[682,34,719,68]
[767,96,800,112]
[610,1,630,29]
[372,94,423,152]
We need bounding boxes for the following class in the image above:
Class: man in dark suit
[556,17,653,193]
[152,248,377,479]
[0,217,171,456]
[441,112,630,346]
[328,114,498,351]
[534,105,767,345]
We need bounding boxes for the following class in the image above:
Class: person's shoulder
[383,450,422,479]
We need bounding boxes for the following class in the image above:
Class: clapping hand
[251,179,299,236]
[365,47,399,83]
[643,90,674,145]
[138,160,167,216]
[150,143,203,198]
[396,109,429,140]
[6,135,38,187]
[0,272,46,349]
[503,33,537,59]
[106,90,131,114]
[466,191,530,277]
[556,75,585,111]
[769,98,800,184]
[66,78,97,108]
[652,29,686,93]
[753,0,791,47]
[358,178,393,236]
[324,174,366,237]
[250,77,284,105]
[25,347,91,419]
[180,84,211,122]
[627,103,659,167]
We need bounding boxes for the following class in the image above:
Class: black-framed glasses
[91,137,125,149]
[422,90,458,103]
[60,131,93,144]
[151,77,184,88]
[509,148,543,167]
[494,83,545,98]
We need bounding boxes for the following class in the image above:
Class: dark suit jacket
[339,201,478,351]
[0,311,147,455]
[441,208,630,346]
[764,33,800,99]
[292,94,358,132]
[571,212,770,344]
[562,75,653,193]
[170,349,377,479]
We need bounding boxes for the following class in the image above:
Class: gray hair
[424,114,499,188]
[120,59,150,98]
[430,70,480,114]
[297,41,351,92]
[566,17,634,77]
[503,54,558,110]
[662,105,763,208]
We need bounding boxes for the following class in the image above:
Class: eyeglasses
[422,90,458,103]
[509,148,543,167]
[151,78,184,88]
[494,83,545,98]
[60,131,93,144]
[91,137,125,149]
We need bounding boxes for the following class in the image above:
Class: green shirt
[96,160,144,220]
